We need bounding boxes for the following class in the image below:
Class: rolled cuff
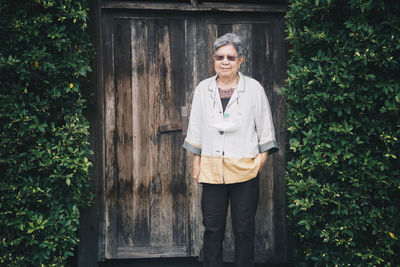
[183,139,202,155]
[259,140,279,154]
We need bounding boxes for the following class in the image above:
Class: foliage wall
[284,0,400,265]
[0,0,92,265]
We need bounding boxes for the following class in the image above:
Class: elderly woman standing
[183,33,278,267]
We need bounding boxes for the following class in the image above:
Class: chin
[219,71,233,76]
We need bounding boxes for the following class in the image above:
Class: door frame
[93,1,288,263]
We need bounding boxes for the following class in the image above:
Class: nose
[221,57,230,64]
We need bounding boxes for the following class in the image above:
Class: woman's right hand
[192,154,201,183]
[259,151,268,169]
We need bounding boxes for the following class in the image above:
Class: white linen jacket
[183,72,278,184]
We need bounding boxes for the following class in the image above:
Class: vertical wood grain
[186,14,202,257]
[169,20,188,246]
[272,16,288,263]
[109,17,189,255]
[103,13,117,259]
[151,21,174,247]
[114,19,135,247]
[131,19,151,247]
[233,23,253,76]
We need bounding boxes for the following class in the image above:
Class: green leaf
[297,220,307,226]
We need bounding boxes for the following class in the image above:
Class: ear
[238,56,244,65]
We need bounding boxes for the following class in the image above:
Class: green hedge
[284,0,400,265]
[0,0,92,265]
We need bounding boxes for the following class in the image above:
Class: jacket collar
[208,72,245,91]
[208,72,245,105]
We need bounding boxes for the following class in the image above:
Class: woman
[183,33,278,267]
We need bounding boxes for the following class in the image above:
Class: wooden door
[102,13,189,258]
[100,8,287,262]
[186,14,287,262]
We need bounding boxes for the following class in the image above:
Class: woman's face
[214,44,243,80]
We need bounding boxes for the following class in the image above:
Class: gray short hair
[213,33,244,57]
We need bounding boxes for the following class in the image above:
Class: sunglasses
[213,55,238,61]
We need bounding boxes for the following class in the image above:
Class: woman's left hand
[260,151,268,169]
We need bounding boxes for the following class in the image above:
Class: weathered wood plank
[103,13,117,259]
[131,19,151,247]
[158,122,183,133]
[168,19,188,247]
[233,23,253,76]
[101,2,287,13]
[186,14,202,257]
[144,18,161,251]
[149,19,188,249]
[169,132,187,246]
[114,18,135,247]
[223,250,274,263]
[257,153,274,251]
[117,246,188,258]
[150,21,174,247]
[252,23,274,92]
[272,16,288,263]
[78,0,103,263]
[169,20,186,122]
[256,22,276,254]
[94,4,107,261]
[207,24,218,77]
[217,24,233,39]
[194,16,213,258]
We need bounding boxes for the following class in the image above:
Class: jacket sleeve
[182,86,202,155]
[254,83,279,154]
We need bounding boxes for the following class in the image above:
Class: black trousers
[201,175,260,267]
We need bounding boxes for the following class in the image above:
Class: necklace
[218,87,235,98]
